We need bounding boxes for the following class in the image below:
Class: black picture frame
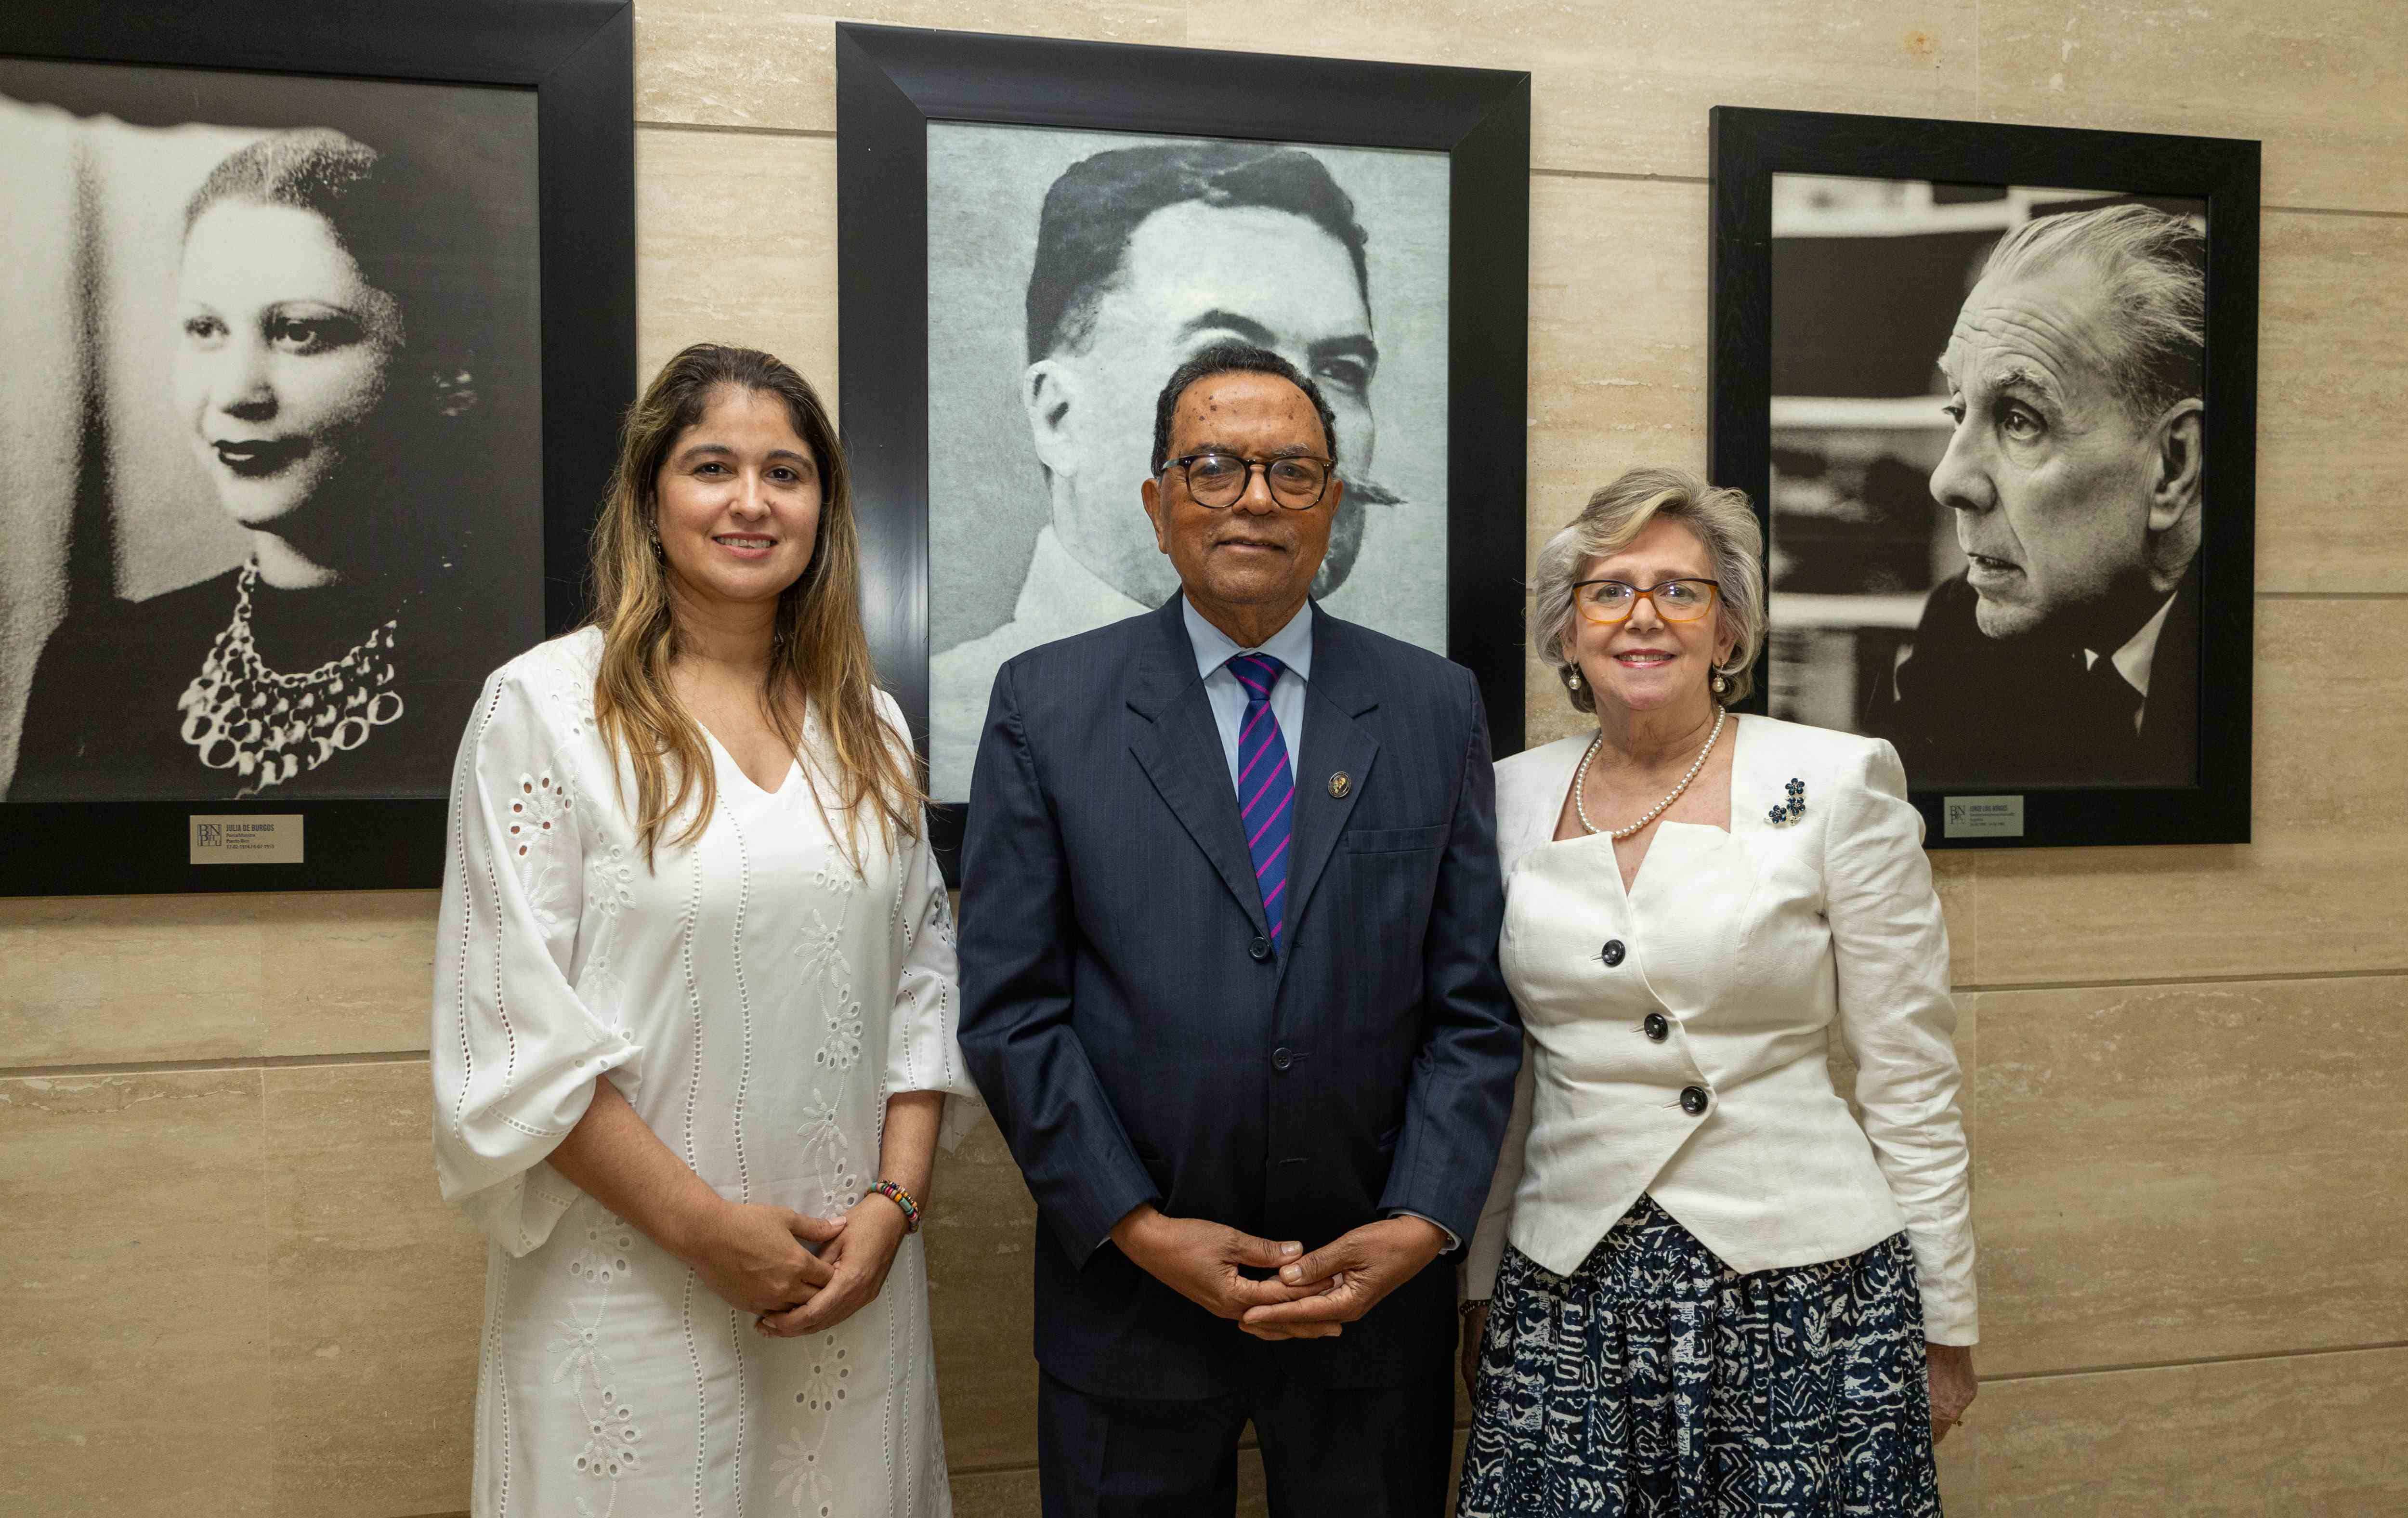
[835,24,1530,881]
[0,0,633,896]
[1709,105,2259,849]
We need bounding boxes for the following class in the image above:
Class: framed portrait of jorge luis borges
[1711,106,2260,849]
[836,25,1531,879]
[0,0,633,895]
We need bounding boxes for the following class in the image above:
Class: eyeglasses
[1570,577,1721,624]
[1160,451,1335,510]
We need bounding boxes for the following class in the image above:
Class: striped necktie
[1228,652,1295,945]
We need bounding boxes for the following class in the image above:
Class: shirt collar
[1182,596,1314,685]
[1011,525,1149,635]
[2090,589,2180,699]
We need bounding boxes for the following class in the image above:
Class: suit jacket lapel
[1278,610,1381,981]
[1126,599,1270,938]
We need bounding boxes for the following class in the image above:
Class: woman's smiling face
[1564,516,1733,716]
[173,199,403,529]
[653,384,824,615]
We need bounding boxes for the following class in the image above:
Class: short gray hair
[1530,467,1766,712]
[1981,202,2206,423]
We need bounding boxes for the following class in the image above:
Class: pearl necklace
[1573,707,1727,840]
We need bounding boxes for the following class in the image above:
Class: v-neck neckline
[699,725,800,800]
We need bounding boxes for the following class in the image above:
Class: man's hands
[1111,1208,1450,1342]
[1111,1205,1337,1337]
[755,1190,913,1338]
[1237,1216,1448,1337]
[673,1200,845,1316]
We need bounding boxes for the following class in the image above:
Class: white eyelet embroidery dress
[432,628,980,1518]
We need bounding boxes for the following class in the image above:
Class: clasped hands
[670,1191,912,1339]
[1111,1204,1448,1341]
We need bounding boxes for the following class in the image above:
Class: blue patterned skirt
[1457,1196,1940,1518]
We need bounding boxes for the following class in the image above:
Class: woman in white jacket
[1456,468,1976,1517]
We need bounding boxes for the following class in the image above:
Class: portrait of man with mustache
[926,135,1447,801]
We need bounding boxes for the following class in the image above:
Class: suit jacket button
[1600,939,1626,968]
[1643,1013,1669,1042]
[1679,1085,1710,1116]
[1272,1047,1294,1071]
[1249,936,1272,962]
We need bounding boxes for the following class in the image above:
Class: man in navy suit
[959,343,1519,1516]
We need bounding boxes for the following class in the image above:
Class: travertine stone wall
[6,3,2406,1513]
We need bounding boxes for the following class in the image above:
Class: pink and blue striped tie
[1228,652,1295,945]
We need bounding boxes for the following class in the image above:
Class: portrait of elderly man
[1865,202,2208,789]
[926,135,1446,798]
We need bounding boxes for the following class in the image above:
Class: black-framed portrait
[1710,106,2259,849]
[0,0,633,895]
[836,25,1530,875]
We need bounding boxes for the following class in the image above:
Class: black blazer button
[1600,939,1626,968]
[1271,1047,1294,1071]
[1643,1013,1669,1042]
[1249,936,1272,962]
[1679,1085,1710,1116]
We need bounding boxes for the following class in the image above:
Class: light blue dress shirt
[1182,595,1312,787]
[1177,594,1458,1254]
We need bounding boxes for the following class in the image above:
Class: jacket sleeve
[1460,1043,1535,1300]
[955,659,1163,1262]
[1827,738,1978,1345]
[430,668,641,1256]
[1377,668,1524,1244]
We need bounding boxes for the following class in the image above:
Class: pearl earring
[1568,669,1583,691]
[1713,672,1727,694]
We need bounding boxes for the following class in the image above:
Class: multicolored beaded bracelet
[867,1179,921,1234]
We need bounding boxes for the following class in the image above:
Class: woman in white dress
[432,343,978,1518]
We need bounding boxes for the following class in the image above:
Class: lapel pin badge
[1328,771,1352,799]
[1767,777,1806,825]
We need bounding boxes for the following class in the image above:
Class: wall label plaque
[1943,796,2024,840]
[190,814,304,864]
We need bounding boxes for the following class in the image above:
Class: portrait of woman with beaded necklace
[7,125,529,802]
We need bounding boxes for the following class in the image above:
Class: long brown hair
[587,343,921,866]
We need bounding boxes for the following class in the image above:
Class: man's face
[1931,258,2168,643]
[1026,201,1375,607]
[1140,370,1338,625]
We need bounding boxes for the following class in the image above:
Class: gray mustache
[1340,474,1404,507]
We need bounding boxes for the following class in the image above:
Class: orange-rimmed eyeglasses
[1570,577,1721,624]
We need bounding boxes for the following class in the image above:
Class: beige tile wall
[3,1,2403,1514]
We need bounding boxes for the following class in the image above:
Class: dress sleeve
[1826,738,1978,1345]
[431,665,641,1256]
[1461,1042,1535,1302]
[879,694,984,1151]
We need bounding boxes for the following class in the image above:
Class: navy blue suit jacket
[957,597,1521,1399]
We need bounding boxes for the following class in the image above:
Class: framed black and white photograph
[1711,106,2260,849]
[836,24,1530,870]
[0,0,632,895]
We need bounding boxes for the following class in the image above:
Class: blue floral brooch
[1767,777,1806,826]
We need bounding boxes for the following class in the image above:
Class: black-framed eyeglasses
[1570,577,1722,624]
[1159,450,1335,510]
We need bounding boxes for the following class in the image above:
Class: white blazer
[1465,715,1977,1345]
